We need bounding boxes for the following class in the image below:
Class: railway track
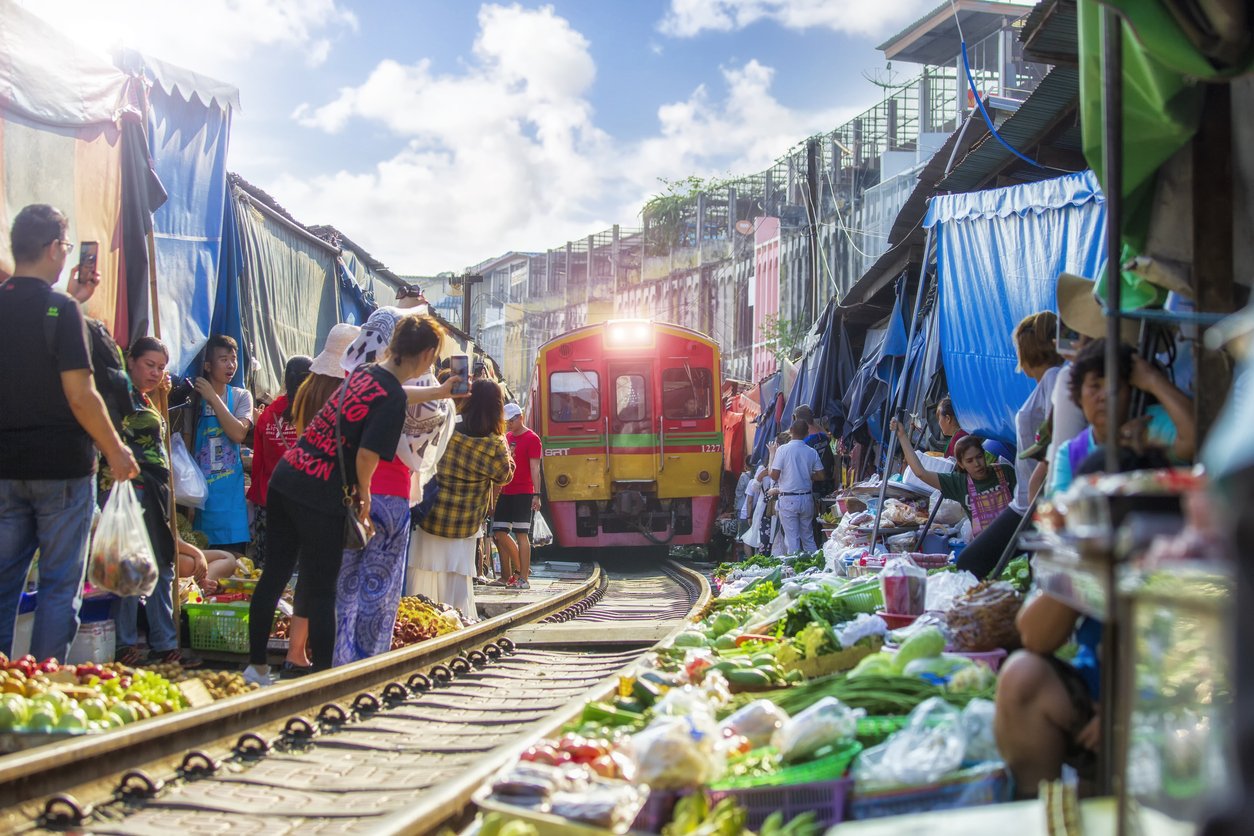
[2,560,709,834]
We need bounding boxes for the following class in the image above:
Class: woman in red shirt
[247,355,312,567]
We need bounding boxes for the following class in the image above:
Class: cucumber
[724,668,773,687]
[750,653,777,668]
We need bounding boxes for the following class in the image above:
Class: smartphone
[78,241,98,278]
[448,354,470,395]
[1056,316,1082,359]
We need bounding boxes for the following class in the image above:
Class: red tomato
[518,745,562,766]
[39,658,60,674]
[588,754,618,779]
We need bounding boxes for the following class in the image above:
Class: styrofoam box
[67,619,116,665]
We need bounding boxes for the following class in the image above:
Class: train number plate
[701,445,721,453]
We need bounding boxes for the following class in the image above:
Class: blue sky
[24,0,971,274]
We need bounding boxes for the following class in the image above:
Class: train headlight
[556,474,571,488]
[698,470,711,483]
[607,320,651,345]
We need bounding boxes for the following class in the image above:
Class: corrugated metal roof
[1020,0,1079,65]
[936,65,1079,192]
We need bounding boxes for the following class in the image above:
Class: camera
[168,376,197,408]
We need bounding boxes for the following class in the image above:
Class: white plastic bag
[629,716,723,789]
[771,696,864,763]
[855,697,967,786]
[89,480,159,597]
[532,513,553,548]
[721,700,789,748]
[170,433,207,509]
[924,570,980,612]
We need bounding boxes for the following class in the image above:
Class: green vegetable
[580,701,644,727]
[713,633,739,650]
[709,612,740,638]
[1000,555,1032,592]
[722,672,967,717]
[673,630,710,648]
[724,668,774,687]
[893,626,946,672]
[632,678,661,708]
[848,652,896,679]
[713,554,780,581]
[795,622,836,660]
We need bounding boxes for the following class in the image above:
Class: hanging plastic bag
[532,513,553,548]
[170,433,207,509]
[89,480,159,597]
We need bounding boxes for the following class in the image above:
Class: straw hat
[1057,273,1139,343]
[309,323,361,378]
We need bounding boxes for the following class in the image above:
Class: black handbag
[336,377,375,550]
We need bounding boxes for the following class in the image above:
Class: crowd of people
[725,269,1198,794]
[0,204,546,685]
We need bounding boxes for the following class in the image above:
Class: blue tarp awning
[924,170,1107,446]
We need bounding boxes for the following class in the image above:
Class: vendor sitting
[1048,339,1195,497]
[994,589,1101,797]
[891,418,1015,538]
[936,397,968,458]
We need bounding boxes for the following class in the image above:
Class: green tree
[759,313,808,366]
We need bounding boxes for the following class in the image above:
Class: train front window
[662,366,713,419]
[615,374,647,423]
[549,371,600,422]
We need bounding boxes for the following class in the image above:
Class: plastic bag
[961,699,999,763]
[835,613,888,649]
[924,570,980,612]
[532,513,553,548]
[170,433,207,509]
[721,700,789,748]
[89,480,159,597]
[946,581,1023,651]
[771,696,864,763]
[855,697,966,786]
[880,556,927,615]
[630,717,722,789]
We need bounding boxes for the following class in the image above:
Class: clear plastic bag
[835,612,888,649]
[531,513,553,547]
[880,555,927,615]
[771,696,864,763]
[961,698,999,763]
[946,580,1023,651]
[855,697,966,786]
[170,433,207,509]
[89,480,159,597]
[721,699,789,748]
[924,570,980,612]
[629,716,723,790]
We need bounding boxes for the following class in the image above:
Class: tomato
[38,659,60,674]
[588,754,618,779]
[518,745,563,766]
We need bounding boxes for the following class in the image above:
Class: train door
[657,360,721,498]
[542,363,609,502]
[607,360,655,484]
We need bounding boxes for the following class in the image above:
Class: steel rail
[368,559,711,835]
[0,564,603,823]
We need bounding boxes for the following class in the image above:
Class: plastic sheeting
[234,192,341,396]
[925,170,1107,445]
[337,260,375,326]
[145,78,234,375]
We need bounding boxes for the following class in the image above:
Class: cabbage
[892,626,946,672]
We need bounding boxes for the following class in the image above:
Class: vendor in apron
[191,335,254,552]
[892,420,1016,537]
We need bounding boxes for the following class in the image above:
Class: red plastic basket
[708,777,852,830]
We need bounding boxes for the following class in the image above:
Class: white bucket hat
[309,323,362,378]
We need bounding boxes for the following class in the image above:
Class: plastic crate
[184,601,251,653]
[709,777,852,830]
[847,763,1012,820]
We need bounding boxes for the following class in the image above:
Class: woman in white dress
[407,380,513,618]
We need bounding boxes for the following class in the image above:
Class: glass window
[549,371,599,422]
[662,367,713,419]
[615,374,648,422]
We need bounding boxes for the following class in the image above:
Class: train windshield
[662,366,713,419]
[549,370,600,422]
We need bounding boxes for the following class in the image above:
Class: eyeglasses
[396,285,424,300]
[47,239,73,253]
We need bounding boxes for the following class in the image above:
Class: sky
[21,0,962,275]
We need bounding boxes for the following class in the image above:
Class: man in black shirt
[0,204,139,662]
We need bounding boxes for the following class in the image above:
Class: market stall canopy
[925,169,1107,445]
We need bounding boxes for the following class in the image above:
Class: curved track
[4,561,709,834]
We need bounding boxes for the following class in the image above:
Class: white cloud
[658,0,942,38]
[272,5,864,274]
[16,0,357,83]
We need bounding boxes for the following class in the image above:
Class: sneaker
[473,575,491,585]
[513,578,530,590]
[242,665,277,687]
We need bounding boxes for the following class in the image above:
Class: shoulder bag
[336,375,375,550]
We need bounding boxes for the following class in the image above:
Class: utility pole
[460,271,483,337]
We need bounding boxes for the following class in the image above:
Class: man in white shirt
[769,419,825,555]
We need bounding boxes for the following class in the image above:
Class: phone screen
[1056,318,1082,359]
[449,354,470,395]
[78,241,98,276]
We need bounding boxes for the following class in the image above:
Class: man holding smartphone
[0,204,139,661]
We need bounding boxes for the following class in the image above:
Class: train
[526,320,723,551]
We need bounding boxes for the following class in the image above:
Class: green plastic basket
[835,582,884,614]
[184,602,251,654]
[710,741,863,791]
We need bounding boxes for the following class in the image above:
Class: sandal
[148,648,203,669]
[115,645,145,666]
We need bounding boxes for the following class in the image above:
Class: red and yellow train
[526,321,723,551]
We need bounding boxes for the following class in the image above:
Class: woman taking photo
[108,337,200,667]
[408,380,514,617]
[244,317,427,684]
